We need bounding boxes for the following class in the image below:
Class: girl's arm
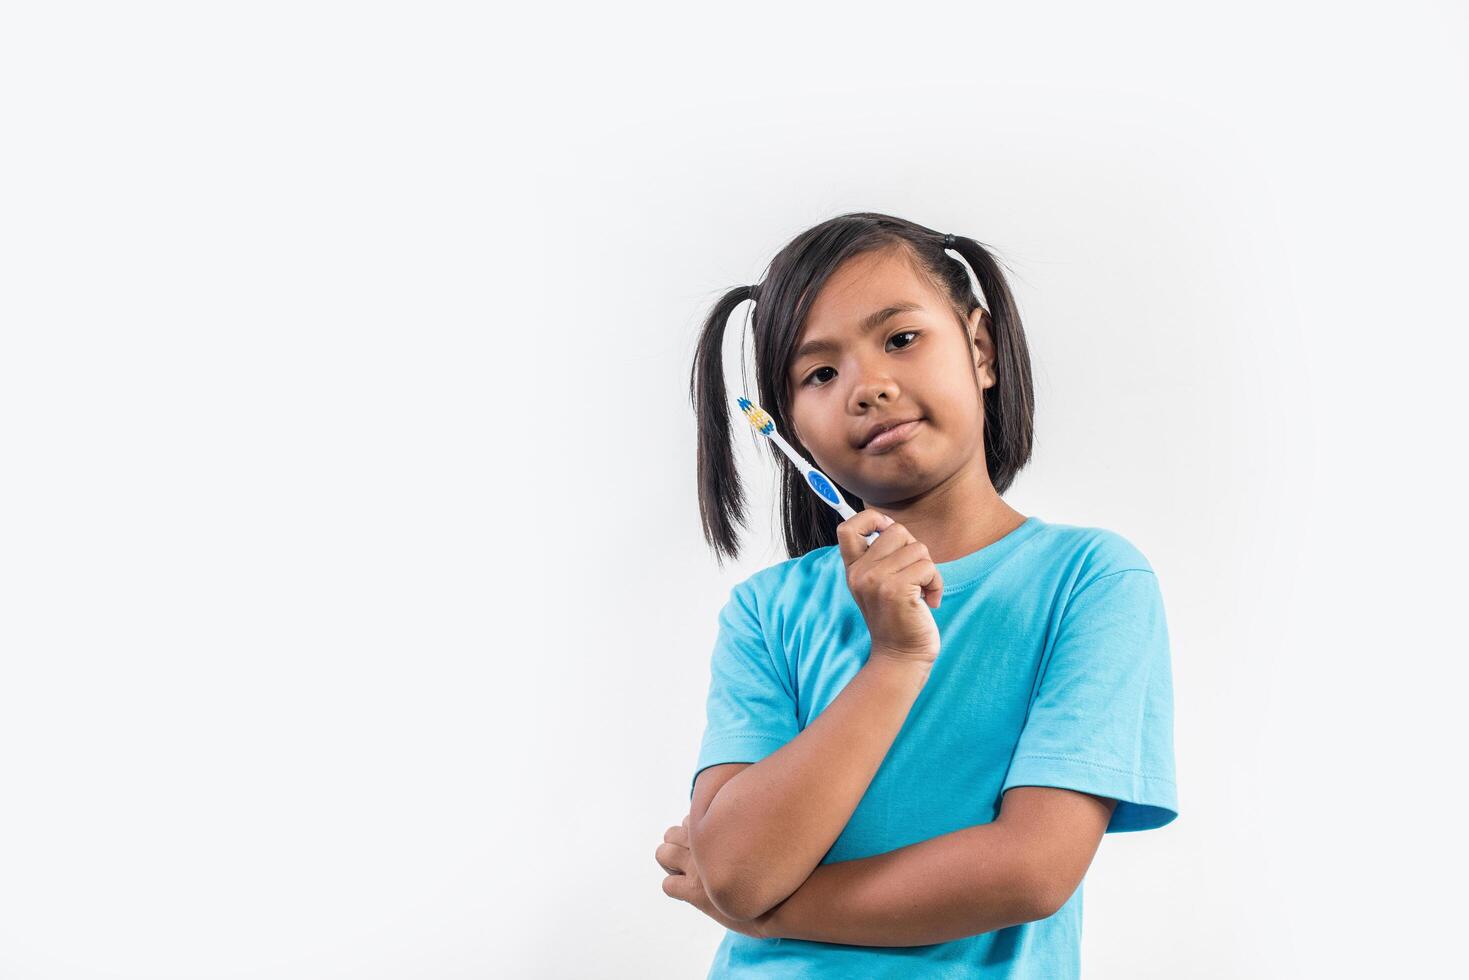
[751,786,1117,946]
[691,654,930,922]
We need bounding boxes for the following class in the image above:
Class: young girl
[656,212,1178,978]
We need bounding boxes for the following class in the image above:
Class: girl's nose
[853,379,898,410]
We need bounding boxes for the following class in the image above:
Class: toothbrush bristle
[735,396,775,435]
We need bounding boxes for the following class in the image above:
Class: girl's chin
[845,458,941,493]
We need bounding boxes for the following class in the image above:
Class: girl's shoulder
[720,544,844,614]
[1032,517,1157,579]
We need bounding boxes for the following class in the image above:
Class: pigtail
[945,235,1035,493]
[688,284,759,568]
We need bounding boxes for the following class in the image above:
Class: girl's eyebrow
[792,301,925,362]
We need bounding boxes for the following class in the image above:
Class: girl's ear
[968,307,998,389]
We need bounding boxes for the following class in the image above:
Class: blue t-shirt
[689,515,1178,978]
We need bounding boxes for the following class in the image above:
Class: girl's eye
[801,331,920,387]
[803,367,836,386]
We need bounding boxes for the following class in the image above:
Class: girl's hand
[656,814,768,939]
[836,509,944,666]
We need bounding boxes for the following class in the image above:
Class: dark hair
[688,211,1034,567]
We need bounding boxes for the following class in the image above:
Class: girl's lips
[861,419,924,452]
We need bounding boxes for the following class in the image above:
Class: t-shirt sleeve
[1001,567,1179,833]
[689,581,801,801]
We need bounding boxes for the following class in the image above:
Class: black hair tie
[942,233,956,248]
[750,282,761,301]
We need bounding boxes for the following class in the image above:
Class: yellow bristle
[743,405,772,429]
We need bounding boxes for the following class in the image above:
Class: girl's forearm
[753,820,1045,946]
[694,653,930,922]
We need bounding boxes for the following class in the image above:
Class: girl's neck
[861,455,1026,565]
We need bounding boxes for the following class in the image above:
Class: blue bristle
[735,395,775,435]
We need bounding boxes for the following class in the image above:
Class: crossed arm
[675,657,1117,946]
[743,783,1116,946]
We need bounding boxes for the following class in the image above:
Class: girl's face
[785,246,996,506]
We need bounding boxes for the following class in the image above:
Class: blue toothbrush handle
[804,469,880,545]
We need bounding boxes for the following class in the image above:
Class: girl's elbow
[699,850,781,922]
[694,822,792,922]
[704,872,771,923]
[1004,851,1064,922]
[1019,869,1078,922]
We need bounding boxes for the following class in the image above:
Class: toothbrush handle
[740,398,881,545]
[780,438,882,546]
[834,502,875,549]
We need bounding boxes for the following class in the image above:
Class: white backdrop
[2,2,1465,977]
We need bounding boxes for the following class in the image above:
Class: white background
[2,2,1465,977]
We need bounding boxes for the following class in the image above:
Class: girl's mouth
[861,419,924,453]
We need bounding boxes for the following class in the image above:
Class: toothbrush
[736,395,881,546]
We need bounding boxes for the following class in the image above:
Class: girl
[656,212,1178,978]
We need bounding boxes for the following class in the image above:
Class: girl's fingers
[928,561,944,602]
[662,871,690,900]
[656,840,690,874]
[873,540,929,574]
[863,523,916,568]
[910,558,946,605]
[836,509,902,567]
[875,540,946,608]
[659,822,690,876]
